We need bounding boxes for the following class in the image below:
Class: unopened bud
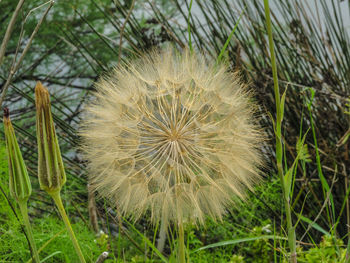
[3,108,32,202]
[35,82,66,194]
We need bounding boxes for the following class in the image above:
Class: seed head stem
[178,222,186,263]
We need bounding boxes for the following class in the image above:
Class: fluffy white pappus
[80,48,264,227]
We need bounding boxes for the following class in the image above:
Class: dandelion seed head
[80,48,263,226]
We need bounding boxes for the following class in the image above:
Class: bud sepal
[3,108,31,202]
[3,108,40,263]
[35,81,66,194]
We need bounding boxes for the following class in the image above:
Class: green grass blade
[122,217,168,263]
[297,214,330,236]
[307,90,335,224]
[192,235,287,253]
[39,251,63,263]
[216,8,245,64]
[187,0,193,52]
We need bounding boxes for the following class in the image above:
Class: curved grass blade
[192,235,287,253]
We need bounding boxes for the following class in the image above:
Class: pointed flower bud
[35,82,66,194]
[3,108,32,202]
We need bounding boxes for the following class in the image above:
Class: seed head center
[169,130,180,142]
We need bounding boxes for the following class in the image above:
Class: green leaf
[306,87,315,110]
[280,86,288,122]
[284,168,293,199]
[298,214,330,236]
[192,235,287,253]
[216,8,245,64]
[296,137,311,163]
[284,129,310,198]
[267,111,276,135]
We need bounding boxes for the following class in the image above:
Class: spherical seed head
[81,48,264,227]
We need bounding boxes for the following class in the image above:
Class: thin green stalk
[178,222,185,263]
[117,212,122,262]
[216,8,245,64]
[307,106,334,224]
[187,0,193,53]
[151,221,160,261]
[122,215,168,262]
[18,201,40,263]
[337,170,350,262]
[263,0,297,262]
[49,191,86,263]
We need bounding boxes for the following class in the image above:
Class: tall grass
[264,1,297,261]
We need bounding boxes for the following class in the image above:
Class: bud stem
[18,201,40,263]
[49,191,86,263]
